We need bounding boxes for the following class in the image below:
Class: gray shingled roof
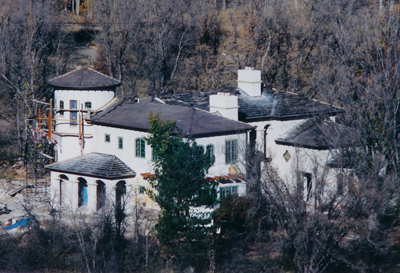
[160,87,343,122]
[275,119,357,150]
[45,153,136,179]
[91,98,254,137]
[48,68,121,90]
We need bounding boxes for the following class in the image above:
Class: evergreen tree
[145,113,217,271]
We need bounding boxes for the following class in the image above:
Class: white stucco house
[45,68,255,213]
[45,67,353,214]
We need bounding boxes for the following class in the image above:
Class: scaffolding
[24,99,54,198]
[24,98,93,198]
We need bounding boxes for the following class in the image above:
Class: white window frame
[135,138,146,158]
[225,139,238,164]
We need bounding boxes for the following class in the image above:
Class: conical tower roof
[48,67,121,90]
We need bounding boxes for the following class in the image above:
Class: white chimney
[237,67,262,97]
[209,92,238,121]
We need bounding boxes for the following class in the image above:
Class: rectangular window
[225,140,238,164]
[220,186,238,199]
[135,138,146,158]
[70,100,77,125]
[105,134,110,143]
[139,186,146,194]
[118,137,123,149]
[85,102,92,109]
[59,100,64,116]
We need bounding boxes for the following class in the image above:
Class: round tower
[48,68,121,161]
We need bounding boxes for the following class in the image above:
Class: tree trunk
[76,0,80,16]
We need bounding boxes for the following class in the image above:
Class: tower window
[70,100,77,125]
[59,100,64,115]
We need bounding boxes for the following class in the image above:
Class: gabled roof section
[160,87,343,122]
[275,119,357,150]
[90,98,254,138]
[45,153,135,179]
[48,68,121,90]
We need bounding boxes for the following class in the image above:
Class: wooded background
[0,1,400,272]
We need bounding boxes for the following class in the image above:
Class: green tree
[145,113,217,272]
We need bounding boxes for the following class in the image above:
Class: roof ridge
[48,67,83,83]
[87,67,121,83]
[91,97,125,120]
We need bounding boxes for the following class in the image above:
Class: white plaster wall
[249,118,345,204]
[195,133,248,177]
[54,89,114,136]
[54,89,114,161]
[264,144,344,205]
[81,125,249,178]
[50,171,137,213]
[54,90,115,113]
[249,119,306,158]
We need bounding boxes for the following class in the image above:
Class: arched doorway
[97,180,106,210]
[115,181,126,212]
[59,174,69,206]
[264,124,271,158]
[78,178,88,207]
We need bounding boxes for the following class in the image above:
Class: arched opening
[264,124,271,157]
[78,178,88,207]
[97,180,106,210]
[206,144,215,165]
[115,181,126,212]
[59,174,69,206]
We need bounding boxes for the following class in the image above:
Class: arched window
[78,178,88,207]
[97,180,106,210]
[70,100,78,125]
[206,144,215,165]
[264,124,271,158]
[136,138,146,158]
[198,145,205,154]
[59,100,64,115]
[84,101,92,109]
[59,174,69,206]
[116,181,126,212]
